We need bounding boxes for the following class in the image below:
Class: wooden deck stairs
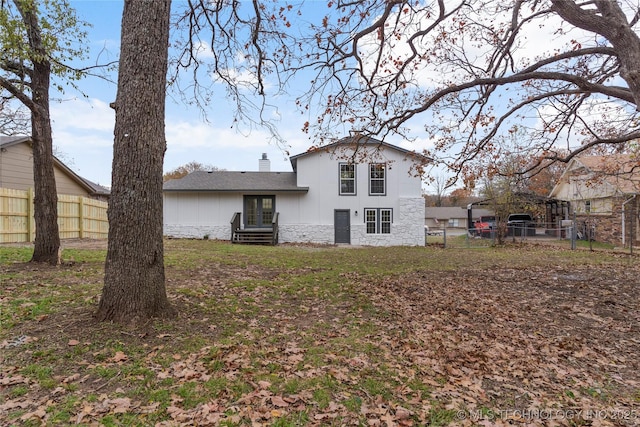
[230,212,279,245]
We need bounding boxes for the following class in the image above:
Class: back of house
[163,135,427,246]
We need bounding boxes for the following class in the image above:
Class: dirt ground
[369,264,640,415]
[1,240,639,426]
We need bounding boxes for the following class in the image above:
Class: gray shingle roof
[163,171,308,192]
[0,135,31,147]
[79,177,111,196]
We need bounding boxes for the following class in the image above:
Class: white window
[339,163,356,195]
[448,218,459,227]
[369,164,386,195]
[365,208,392,234]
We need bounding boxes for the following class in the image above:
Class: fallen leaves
[365,264,640,425]
[270,395,289,407]
[0,374,28,386]
[108,350,128,363]
[1,246,639,426]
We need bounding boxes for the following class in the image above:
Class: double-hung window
[365,208,392,234]
[339,163,356,195]
[369,163,386,195]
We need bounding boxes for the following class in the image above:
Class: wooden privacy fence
[0,187,108,243]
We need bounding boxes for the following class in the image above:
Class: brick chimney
[259,153,270,172]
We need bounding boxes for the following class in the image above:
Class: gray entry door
[334,210,351,244]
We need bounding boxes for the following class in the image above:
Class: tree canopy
[303,1,640,186]
[0,0,93,264]
[163,161,223,182]
[170,1,640,188]
[0,0,91,106]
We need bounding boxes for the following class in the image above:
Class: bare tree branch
[287,0,640,186]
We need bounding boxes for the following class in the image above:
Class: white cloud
[397,135,436,153]
[166,120,276,149]
[48,93,314,186]
[51,98,115,134]
[193,40,215,60]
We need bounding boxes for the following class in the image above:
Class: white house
[163,135,427,246]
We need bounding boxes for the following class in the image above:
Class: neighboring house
[163,135,427,246]
[425,206,494,230]
[0,136,110,200]
[549,154,640,246]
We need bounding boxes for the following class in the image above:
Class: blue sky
[47,1,605,192]
[49,0,437,189]
[51,0,303,187]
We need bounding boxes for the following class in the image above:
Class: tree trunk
[551,0,640,108]
[96,0,175,323]
[24,3,60,265]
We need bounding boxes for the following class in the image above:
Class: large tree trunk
[96,0,175,323]
[24,3,60,265]
[551,0,640,108]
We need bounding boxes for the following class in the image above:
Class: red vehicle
[473,215,496,237]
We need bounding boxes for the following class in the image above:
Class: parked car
[474,215,496,237]
[507,213,536,237]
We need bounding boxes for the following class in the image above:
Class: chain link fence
[425,220,626,252]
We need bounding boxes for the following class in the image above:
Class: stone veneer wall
[165,197,426,246]
[279,197,425,246]
[164,225,229,241]
[575,196,640,247]
[278,225,334,245]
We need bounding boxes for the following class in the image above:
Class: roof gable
[0,135,110,196]
[550,154,640,198]
[289,134,429,172]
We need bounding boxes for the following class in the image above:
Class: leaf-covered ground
[0,240,639,426]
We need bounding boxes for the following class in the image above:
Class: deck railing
[230,212,241,241]
[230,211,279,245]
[271,212,279,245]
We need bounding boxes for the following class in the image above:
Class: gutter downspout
[622,195,637,249]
